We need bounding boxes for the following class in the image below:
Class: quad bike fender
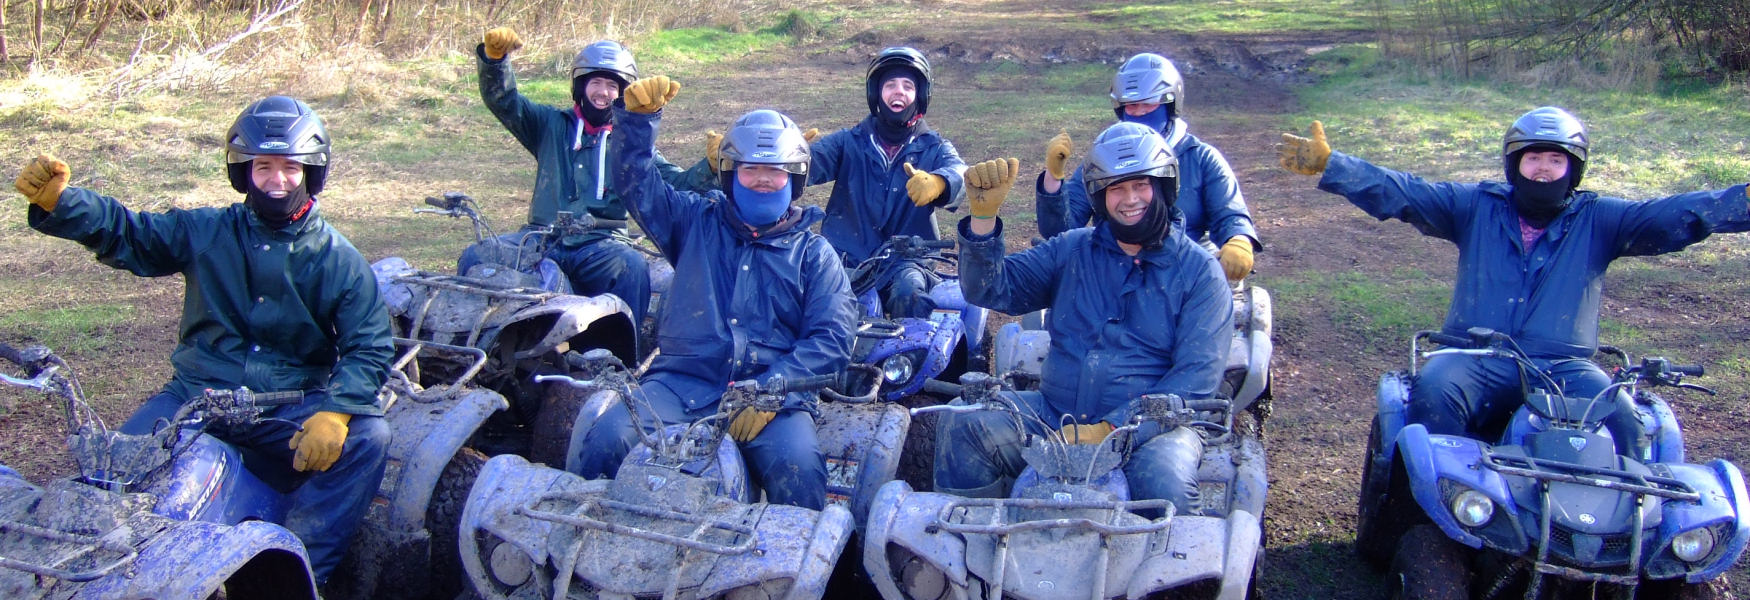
[1130,514,1227,595]
[863,480,971,599]
[501,294,635,360]
[459,454,601,598]
[929,281,990,355]
[682,503,853,599]
[378,386,507,533]
[1395,424,1513,549]
[372,257,418,318]
[77,520,315,600]
[815,401,910,529]
[1231,286,1272,412]
[1375,371,1413,464]
[1656,460,1750,582]
[1642,394,1686,464]
[992,322,1050,378]
[1216,510,1263,600]
[149,434,289,525]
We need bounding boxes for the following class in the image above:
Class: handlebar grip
[1184,399,1231,412]
[424,196,448,209]
[1427,332,1472,348]
[1673,364,1705,376]
[920,240,956,249]
[594,218,629,229]
[771,373,840,394]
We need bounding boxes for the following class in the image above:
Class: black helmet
[572,40,638,87]
[717,109,811,201]
[1502,106,1588,189]
[1082,121,1179,202]
[1110,53,1183,121]
[225,96,330,195]
[865,47,932,117]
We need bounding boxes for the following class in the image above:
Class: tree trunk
[77,0,120,57]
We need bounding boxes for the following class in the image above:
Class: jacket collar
[718,202,826,246]
[244,199,324,239]
[1091,208,1187,268]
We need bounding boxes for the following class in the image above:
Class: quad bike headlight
[1672,527,1717,563]
[488,539,534,587]
[1449,488,1494,528]
[882,354,915,384]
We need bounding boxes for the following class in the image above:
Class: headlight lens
[488,538,534,587]
[882,354,914,384]
[1672,527,1716,563]
[1449,488,1494,528]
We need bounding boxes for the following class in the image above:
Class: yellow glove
[482,27,523,61]
[1057,422,1115,445]
[728,407,776,442]
[802,128,821,144]
[1219,236,1255,281]
[289,411,352,472]
[705,130,724,173]
[15,154,69,212]
[1044,129,1073,181]
[624,76,680,114]
[902,163,948,207]
[964,157,1020,219]
[1278,121,1331,176]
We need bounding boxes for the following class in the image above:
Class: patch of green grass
[1292,44,1750,195]
[1040,63,1112,94]
[1269,270,1449,350]
[0,304,137,355]
[1091,0,1375,35]
[633,25,791,68]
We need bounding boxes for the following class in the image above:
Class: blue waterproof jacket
[1037,119,1257,248]
[30,189,394,416]
[1320,151,1750,359]
[477,45,712,247]
[612,107,857,411]
[958,217,1233,425]
[808,116,968,262]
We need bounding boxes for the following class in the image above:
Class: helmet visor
[226,150,329,166]
[725,160,808,176]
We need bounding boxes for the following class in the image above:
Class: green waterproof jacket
[29,188,395,417]
[477,45,714,247]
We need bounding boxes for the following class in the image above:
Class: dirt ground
[2,0,1746,597]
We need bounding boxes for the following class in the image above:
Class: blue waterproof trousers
[122,392,390,584]
[932,391,1203,517]
[1411,353,1645,456]
[567,380,828,510]
[458,229,652,326]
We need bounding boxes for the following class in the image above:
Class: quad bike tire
[1388,525,1470,600]
[894,394,942,493]
[529,380,592,467]
[428,447,488,600]
[1356,414,1409,569]
[1640,575,1733,600]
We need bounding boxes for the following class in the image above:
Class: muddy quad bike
[863,371,1266,600]
[1355,327,1746,599]
[0,340,506,600]
[841,235,992,401]
[372,191,639,465]
[993,281,1273,432]
[457,349,902,599]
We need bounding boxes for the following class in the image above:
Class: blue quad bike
[840,235,992,401]
[0,339,506,600]
[862,372,1267,600]
[372,192,644,466]
[1356,327,1746,599]
[457,349,905,599]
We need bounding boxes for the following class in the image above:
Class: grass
[1090,0,1376,35]
[1266,270,1451,352]
[0,304,138,356]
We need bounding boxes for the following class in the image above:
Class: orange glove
[728,407,776,442]
[802,128,821,144]
[624,76,680,114]
[964,157,1020,218]
[289,411,352,472]
[1057,422,1115,445]
[1278,121,1331,176]
[482,27,523,61]
[902,163,948,207]
[1218,236,1255,281]
[1044,129,1073,181]
[15,154,69,212]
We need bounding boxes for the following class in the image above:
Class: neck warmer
[731,179,793,226]
[1509,170,1573,227]
[246,182,313,229]
[1120,104,1171,135]
[1099,178,1173,250]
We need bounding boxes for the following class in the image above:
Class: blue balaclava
[1120,104,1170,134]
[731,178,793,226]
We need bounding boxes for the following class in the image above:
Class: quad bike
[458,349,905,599]
[1355,327,1746,599]
[0,340,505,600]
[993,281,1273,430]
[841,235,992,401]
[863,371,1266,600]
[372,191,641,464]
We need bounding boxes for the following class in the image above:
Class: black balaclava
[1507,148,1576,227]
[246,180,313,229]
[1097,177,1174,250]
[871,67,925,145]
[572,74,621,128]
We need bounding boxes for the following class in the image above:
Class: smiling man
[937,122,1233,516]
[468,27,712,327]
[1280,106,1750,458]
[14,96,394,585]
